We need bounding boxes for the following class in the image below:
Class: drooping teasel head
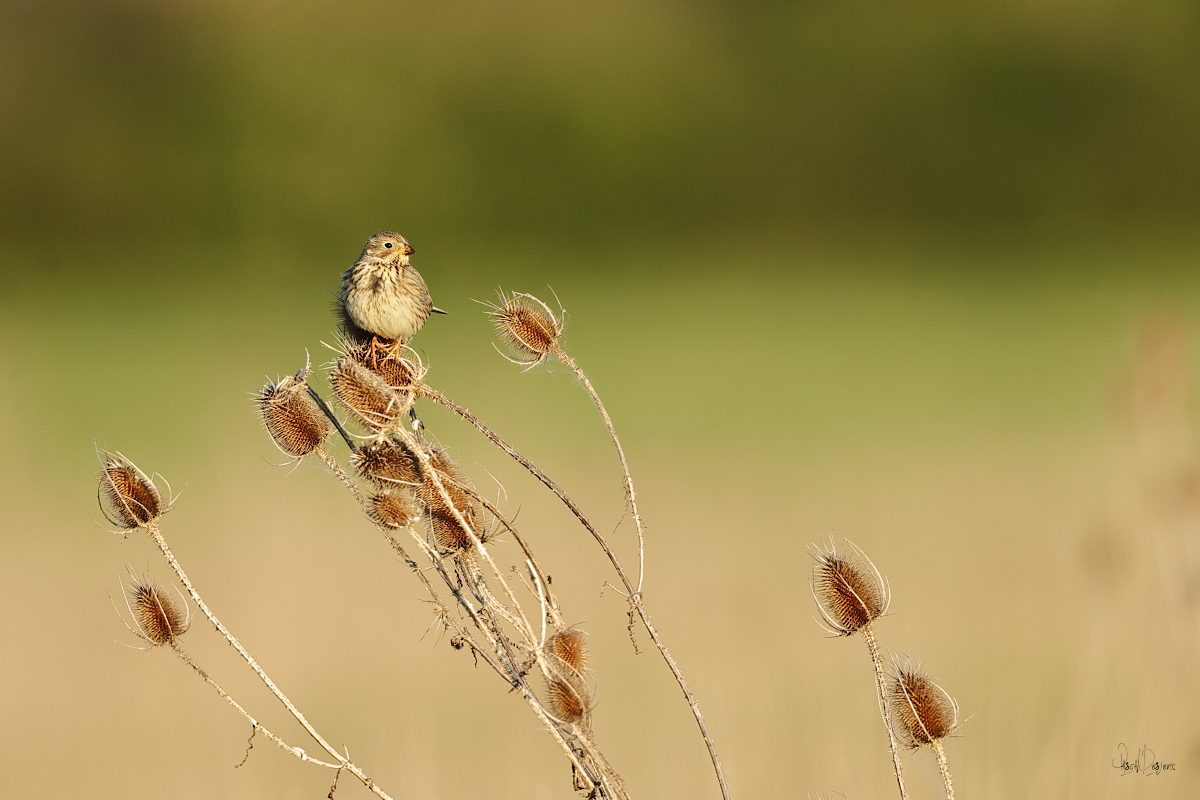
[125,576,190,646]
[329,356,410,432]
[888,660,959,748]
[487,292,565,366]
[368,489,422,529]
[256,366,332,458]
[98,450,167,530]
[351,438,422,487]
[809,538,890,636]
[343,338,427,391]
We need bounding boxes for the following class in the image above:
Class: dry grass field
[1,248,1196,798]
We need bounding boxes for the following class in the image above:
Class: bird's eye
[384,242,393,248]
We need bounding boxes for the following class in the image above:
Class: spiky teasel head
[809,538,890,636]
[486,291,565,366]
[417,447,487,551]
[98,450,168,531]
[125,576,190,646]
[329,356,408,432]
[369,489,422,529]
[543,628,592,725]
[256,365,331,458]
[546,674,591,725]
[888,659,959,748]
[546,628,590,679]
[342,338,427,391]
[351,438,422,487]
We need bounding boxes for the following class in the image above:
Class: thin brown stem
[169,641,345,770]
[419,384,732,800]
[147,524,394,799]
[862,624,909,800]
[550,346,646,592]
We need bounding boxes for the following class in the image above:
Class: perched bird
[338,231,444,352]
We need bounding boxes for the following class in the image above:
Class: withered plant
[96,285,730,800]
[810,537,963,800]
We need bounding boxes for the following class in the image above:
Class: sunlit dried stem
[864,625,909,800]
[418,385,730,800]
[145,522,392,799]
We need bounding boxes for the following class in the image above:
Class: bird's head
[361,231,414,263]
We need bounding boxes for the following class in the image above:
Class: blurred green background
[2,1,1199,798]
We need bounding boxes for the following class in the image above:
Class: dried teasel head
[98,450,167,530]
[888,659,960,748]
[368,489,422,529]
[343,338,427,391]
[256,366,331,458]
[546,628,590,679]
[546,675,591,725]
[544,628,592,725]
[809,538,890,636]
[416,447,487,552]
[351,439,422,487]
[125,576,190,646]
[487,291,565,366]
[329,356,407,431]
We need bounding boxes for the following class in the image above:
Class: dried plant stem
[308,385,358,452]
[549,346,646,591]
[379,522,627,798]
[931,740,954,800]
[316,446,364,505]
[146,523,393,799]
[862,624,909,800]
[418,385,731,800]
[168,641,346,770]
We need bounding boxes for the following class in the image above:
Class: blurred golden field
[3,1,1200,797]
[2,244,1198,799]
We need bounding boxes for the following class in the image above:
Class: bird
[338,231,445,355]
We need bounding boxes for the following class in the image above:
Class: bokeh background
[2,1,1198,797]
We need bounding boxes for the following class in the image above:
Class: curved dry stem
[146,523,394,799]
[862,624,909,800]
[168,641,345,769]
[418,385,731,800]
[549,346,646,592]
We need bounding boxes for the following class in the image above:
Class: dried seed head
[429,508,481,552]
[127,577,189,646]
[329,357,407,431]
[888,660,959,748]
[547,629,590,678]
[257,369,331,458]
[351,439,422,487]
[546,675,590,725]
[343,338,427,390]
[417,447,487,552]
[98,451,165,530]
[809,539,889,635]
[369,489,421,529]
[488,292,564,366]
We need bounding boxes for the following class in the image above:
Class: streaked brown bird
[338,231,444,353]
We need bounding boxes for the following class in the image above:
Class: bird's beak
[403,244,415,256]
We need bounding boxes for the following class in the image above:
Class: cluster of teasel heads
[97,289,731,800]
[810,539,962,800]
